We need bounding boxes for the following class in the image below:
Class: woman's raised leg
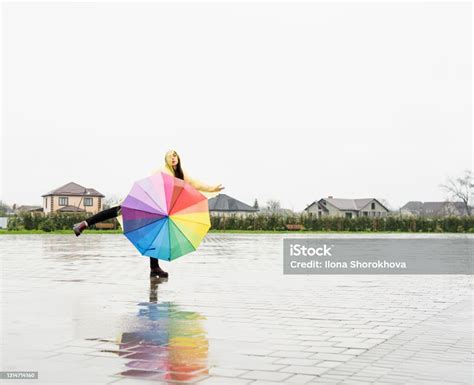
[73,206,121,236]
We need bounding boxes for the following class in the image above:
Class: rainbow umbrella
[121,172,211,261]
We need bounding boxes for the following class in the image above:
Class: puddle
[88,278,209,382]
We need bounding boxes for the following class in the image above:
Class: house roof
[42,182,104,197]
[56,205,86,213]
[400,201,424,211]
[15,205,43,212]
[319,198,390,212]
[322,198,370,210]
[208,194,259,212]
[303,201,329,212]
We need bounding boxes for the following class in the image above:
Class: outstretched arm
[183,170,224,193]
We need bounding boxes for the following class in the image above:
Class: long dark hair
[170,151,184,180]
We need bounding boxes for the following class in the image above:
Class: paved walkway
[1,234,472,384]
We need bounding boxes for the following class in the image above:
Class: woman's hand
[212,184,225,192]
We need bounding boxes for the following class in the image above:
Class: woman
[73,150,224,278]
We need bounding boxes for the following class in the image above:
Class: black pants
[85,206,121,226]
[85,205,160,269]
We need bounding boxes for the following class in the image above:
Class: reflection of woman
[72,150,224,278]
[117,279,209,381]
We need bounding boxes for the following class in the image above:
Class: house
[42,182,104,214]
[208,194,259,217]
[305,196,390,218]
[303,201,327,218]
[400,201,472,217]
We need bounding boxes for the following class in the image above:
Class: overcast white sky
[1,1,472,211]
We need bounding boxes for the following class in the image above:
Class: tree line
[4,211,474,233]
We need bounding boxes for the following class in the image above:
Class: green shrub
[5,211,474,233]
[39,219,54,232]
[209,213,474,232]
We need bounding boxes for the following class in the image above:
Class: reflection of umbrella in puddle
[113,279,208,382]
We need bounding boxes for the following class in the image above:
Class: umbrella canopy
[121,172,211,261]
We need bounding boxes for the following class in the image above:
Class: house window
[84,197,93,206]
[45,199,48,209]
[58,197,68,206]
[371,202,375,210]
[363,211,368,217]
[345,212,352,218]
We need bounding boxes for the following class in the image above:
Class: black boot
[73,221,88,236]
[150,266,169,278]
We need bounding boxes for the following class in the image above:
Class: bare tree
[378,199,393,212]
[0,200,11,216]
[102,195,122,210]
[439,170,473,216]
[266,199,281,214]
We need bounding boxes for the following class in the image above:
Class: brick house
[42,182,104,214]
